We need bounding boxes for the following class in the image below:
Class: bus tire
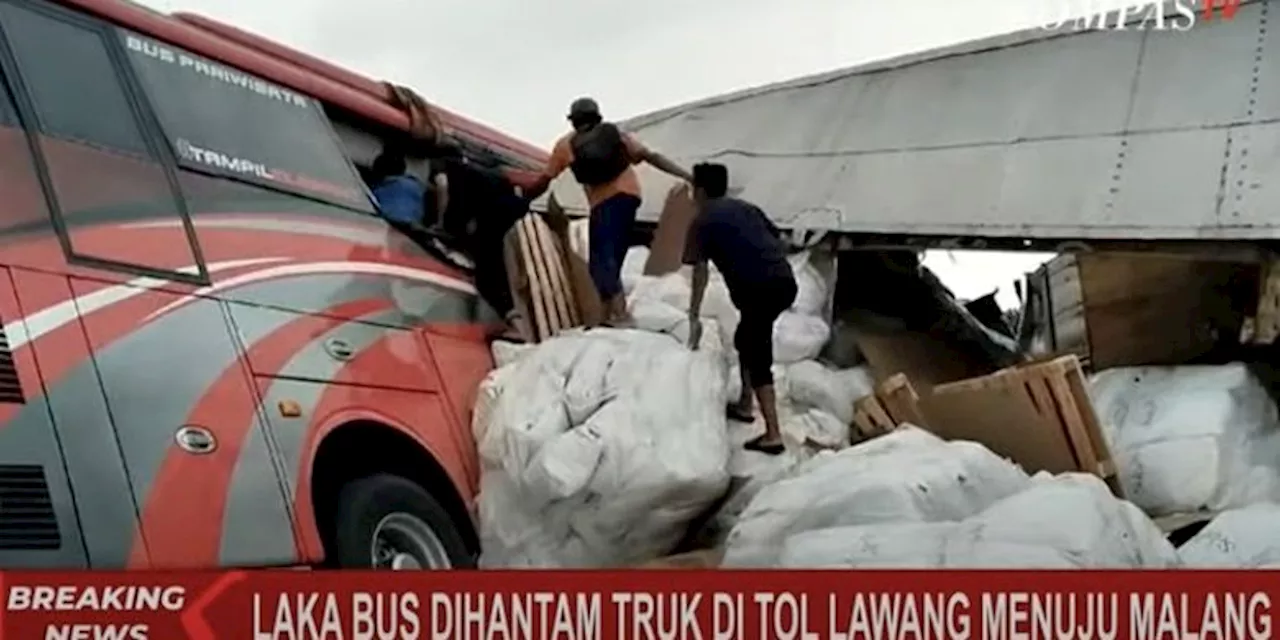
[331,473,475,569]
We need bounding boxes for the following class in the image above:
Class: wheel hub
[371,512,452,570]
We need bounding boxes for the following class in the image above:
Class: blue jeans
[588,193,641,300]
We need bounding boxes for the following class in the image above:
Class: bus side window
[120,31,374,213]
[0,2,203,281]
[0,56,54,239]
[3,7,148,156]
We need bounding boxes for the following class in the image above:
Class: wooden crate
[500,195,603,342]
[926,355,1122,496]
[851,374,925,440]
[1020,253,1255,369]
[503,214,583,342]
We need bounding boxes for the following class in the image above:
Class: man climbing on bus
[684,163,796,456]
[370,146,428,226]
[525,97,694,327]
[428,143,529,341]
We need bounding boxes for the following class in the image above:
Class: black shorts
[733,275,798,388]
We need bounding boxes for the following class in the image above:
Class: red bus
[0,0,546,569]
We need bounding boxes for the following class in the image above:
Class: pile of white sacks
[475,242,1280,568]
[724,427,1180,568]
[1089,363,1280,517]
[473,247,873,567]
[1087,363,1280,567]
[719,361,1280,569]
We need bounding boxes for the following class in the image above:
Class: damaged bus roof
[543,0,1277,242]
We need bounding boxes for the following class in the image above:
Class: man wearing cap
[526,98,694,326]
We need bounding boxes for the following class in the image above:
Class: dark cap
[568,97,601,119]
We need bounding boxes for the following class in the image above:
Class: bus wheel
[331,474,475,569]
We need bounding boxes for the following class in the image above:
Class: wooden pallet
[851,374,924,441]
[503,213,583,342]
[928,355,1123,496]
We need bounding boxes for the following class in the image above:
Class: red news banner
[0,571,1274,640]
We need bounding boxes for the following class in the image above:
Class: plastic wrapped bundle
[474,329,732,567]
[722,427,1031,567]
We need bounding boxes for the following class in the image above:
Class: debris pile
[481,237,1280,569]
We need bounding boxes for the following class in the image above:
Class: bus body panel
[0,267,90,568]
[7,268,137,568]
[0,0,525,568]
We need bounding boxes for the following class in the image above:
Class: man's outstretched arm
[626,134,693,182]
[641,149,694,183]
[523,175,552,201]
[525,138,572,201]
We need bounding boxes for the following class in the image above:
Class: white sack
[695,370,856,548]
[788,251,829,317]
[620,245,649,294]
[773,312,831,365]
[722,426,1030,567]
[490,341,534,368]
[1089,364,1280,516]
[628,272,738,362]
[1179,503,1280,568]
[474,329,732,567]
[778,474,1177,569]
[948,473,1178,568]
[785,360,874,425]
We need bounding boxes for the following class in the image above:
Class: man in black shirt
[429,144,528,339]
[683,163,796,455]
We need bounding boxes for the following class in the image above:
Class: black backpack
[568,123,631,187]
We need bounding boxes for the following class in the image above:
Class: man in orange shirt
[526,98,694,325]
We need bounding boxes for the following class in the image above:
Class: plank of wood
[1253,257,1280,344]
[545,197,601,327]
[530,218,576,331]
[644,183,698,276]
[1077,253,1253,369]
[503,223,536,343]
[515,217,552,341]
[925,365,1081,475]
[858,395,894,431]
[1043,367,1100,475]
[878,374,926,427]
[1057,358,1123,495]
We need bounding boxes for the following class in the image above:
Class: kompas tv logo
[1037,0,1241,31]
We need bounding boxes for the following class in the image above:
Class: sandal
[726,405,755,422]
[744,434,785,456]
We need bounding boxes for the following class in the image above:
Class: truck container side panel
[585,2,1280,240]
[0,267,89,568]
[1227,122,1280,228]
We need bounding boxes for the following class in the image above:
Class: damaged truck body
[530,0,1280,382]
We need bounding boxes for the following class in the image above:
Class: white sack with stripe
[472,328,732,567]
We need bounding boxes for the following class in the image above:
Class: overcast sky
[133,0,1141,305]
